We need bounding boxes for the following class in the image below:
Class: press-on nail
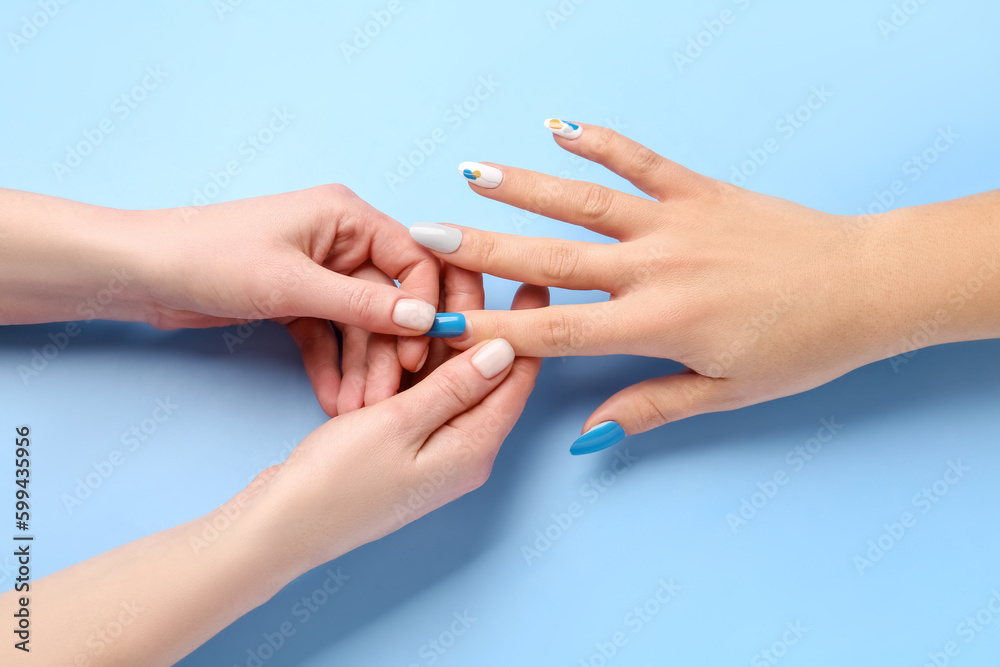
[392,299,435,331]
[570,421,626,455]
[410,222,463,254]
[459,162,503,189]
[426,313,466,338]
[545,118,583,139]
[471,339,515,379]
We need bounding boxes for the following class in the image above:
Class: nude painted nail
[471,339,515,379]
[410,222,463,253]
[458,161,503,189]
[392,299,435,331]
[544,118,583,139]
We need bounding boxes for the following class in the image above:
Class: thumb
[286,261,437,336]
[570,371,733,455]
[382,338,517,443]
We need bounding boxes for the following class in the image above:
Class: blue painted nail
[425,313,466,338]
[570,421,626,455]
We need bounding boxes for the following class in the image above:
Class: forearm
[0,188,152,325]
[865,189,1000,359]
[1,480,296,666]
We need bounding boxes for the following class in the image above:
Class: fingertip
[391,298,436,334]
[471,338,515,380]
[570,420,627,456]
[544,118,584,140]
[438,312,475,349]
[320,399,339,419]
[413,343,430,373]
[397,336,427,372]
[337,386,365,416]
[425,313,467,338]
[511,283,550,310]
[311,374,341,419]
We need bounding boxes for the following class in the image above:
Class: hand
[241,282,548,573]
[322,256,488,416]
[9,284,547,667]
[0,185,442,411]
[134,185,441,411]
[411,122,984,446]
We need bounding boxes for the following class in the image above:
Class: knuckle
[579,184,615,223]
[453,450,495,494]
[311,184,359,220]
[539,310,578,354]
[316,183,355,200]
[475,231,501,268]
[508,359,540,389]
[435,367,476,407]
[590,127,617,156]
[347,284,378,323]
[634,393,672,432]
[539,243,580,284]
[629,146,663,176]
[518,176,549,215]
[465,459,494,491]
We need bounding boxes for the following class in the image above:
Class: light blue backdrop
[2,0,999,664]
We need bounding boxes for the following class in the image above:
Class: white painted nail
[392,299,435,331]
[458,161,503,189]
[544,118,583,139]
[409,222,463,254]
[471,338,515,379]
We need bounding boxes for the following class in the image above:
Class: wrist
[184,470,302,606]
[851,197,1000,363]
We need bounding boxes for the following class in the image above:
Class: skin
[0,185,441,417]
[1,250,547,665]
[424,123,1000,437]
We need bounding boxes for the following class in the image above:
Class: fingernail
[471,338,515,379]
[392,299,435,332]
[426,313,466,338]
[459,161,503,189]
[570,421,626,455]
[545,118,583,139]
[410,222,463,254]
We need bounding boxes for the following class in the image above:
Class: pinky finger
[572,372,735,454]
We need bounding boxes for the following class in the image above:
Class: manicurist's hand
[257,282,548,569]
[0,185,444,415]
[410,122,1000,452]
[5,284,547,667]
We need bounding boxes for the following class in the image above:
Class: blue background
[3,0,1000,664]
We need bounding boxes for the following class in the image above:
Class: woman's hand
[251,281,547,571]
[410,122,1000,451]
[9,284,546,667]
[140,184,441,375]
[0,186,447,416]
